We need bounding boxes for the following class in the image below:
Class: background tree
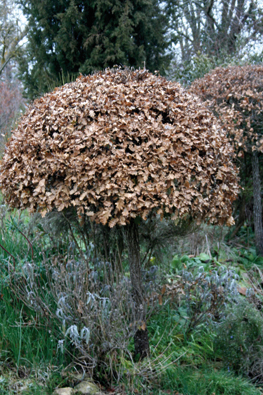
[0,68,239,357]
[190,65,263,255]
[0,0,27,156]
[18,0,170,99]
[166,0,263,84]
[0,67,24,157]
[0,0,28,76]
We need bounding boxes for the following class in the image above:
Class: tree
[167,0,263,61]
[18,0,170,99]
[190,65,263,255]
[0,0,27,156]
[166,0,263,84]
[0,68,239,357]
[0,0,28,76]
[0,69,24,157]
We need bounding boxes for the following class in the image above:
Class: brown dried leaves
[0,68,239,226]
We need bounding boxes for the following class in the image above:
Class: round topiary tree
[190,65,263,256]
[0,68,239,358]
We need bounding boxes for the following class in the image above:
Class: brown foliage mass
[0,68,239,226]
[190,65,263,153]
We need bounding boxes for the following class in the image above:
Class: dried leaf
[161,284,166,295]
[237,287,247,296]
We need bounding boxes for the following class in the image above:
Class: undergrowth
[0,202,263,394]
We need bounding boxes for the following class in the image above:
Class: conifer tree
[18,0,170,99]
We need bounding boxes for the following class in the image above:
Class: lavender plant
[11,252,161,382]
[166,265,239,336]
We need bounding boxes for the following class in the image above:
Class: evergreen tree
[18,0,170,99]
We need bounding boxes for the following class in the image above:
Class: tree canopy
[190,64,263,255]
[190,65,263,153]
[0,68,239,227]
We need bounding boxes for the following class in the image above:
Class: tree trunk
[228,191,247,240]
[252,151,263,256]
[125,219,150,359]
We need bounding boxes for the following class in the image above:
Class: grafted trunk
[125,219,149,359]
[252,151,263,256]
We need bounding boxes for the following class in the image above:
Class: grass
[0,288,59,366]
[0,283,69,394]
[158,367,262,395]
[0,198,72,394]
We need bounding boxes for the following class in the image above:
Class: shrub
[215,299,263,382]
[165,264,239,336]
[11,253,161,383]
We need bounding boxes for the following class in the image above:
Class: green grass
[158,367,262,395]
[0,208,61,370]
[0,286,61,368]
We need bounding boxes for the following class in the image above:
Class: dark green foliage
[18,0,170,99]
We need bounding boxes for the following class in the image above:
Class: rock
[53,387,74,395]
[74,380,101,394]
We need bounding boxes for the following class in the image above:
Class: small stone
[74,380,101,394]
[53,387,74,395]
